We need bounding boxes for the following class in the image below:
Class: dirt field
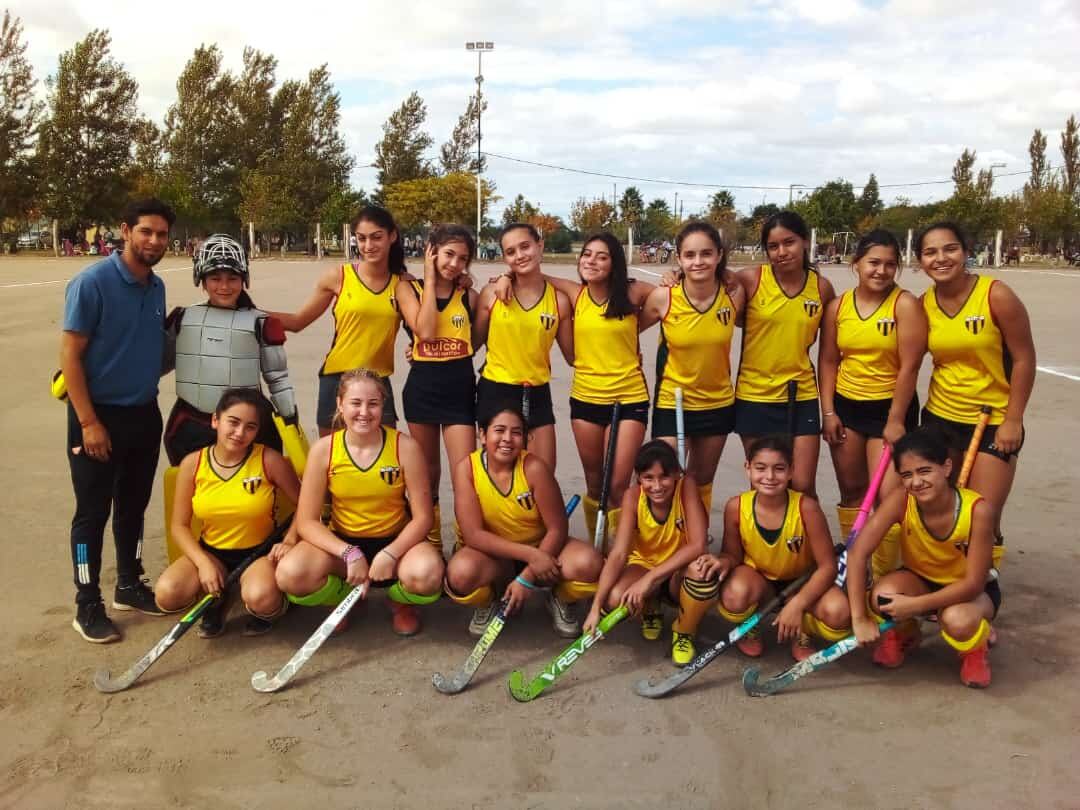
[2,254,1078,809]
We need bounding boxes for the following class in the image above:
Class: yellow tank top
[738,489,812,581]
[628,478,686,569]
[320,265,401,377]
[924,276,1010,424]
[192,444,276,551]
[900,487,982,584]
[835,286,903,400]
[469,449,545,545]
[570,289,648,404]
[407,280,473,363]
[736,264,823,402]
[481,282,559,386]
[328,427,408,538]
[656,282,736,410]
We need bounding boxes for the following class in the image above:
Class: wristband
[514,575,537,590]
[379,547,399,562]
[342,546,364,565]
[823,411,836,417]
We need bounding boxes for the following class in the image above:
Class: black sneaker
[197,600,227,639]
[242,615,275,637]
[72,600,121,644]
[113,579,165,616]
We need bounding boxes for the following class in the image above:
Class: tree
[36,30,142,228]
[793,179,859,235]
[569,197,615,234]
[619,186,644,230]
[502,193,539,225]
[952,148,977,192]
[373,91,433,197]
[383,172,497,232]
[319,186,369,230]
[233,48,278,175]
[859,173,883,218]
[439,94,486,174]
[127,120,166,200]
[1027,129,1049,191]
[1062,115,1080,202]
[639,198,674,241]
[0,11,42,225]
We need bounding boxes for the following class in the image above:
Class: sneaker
[390,603,421,637]
[546,592,582,638]
[791,631,814,662]
[736,626,764,658]
[197,600,227,639]
[113,579,166,616]
[72,600,121,644]
[641,612,664,641]
[872,625,920,668]
[242,615,275,637]
[671,631,696,666]
[959,645,992,688]
[468,602,496,637]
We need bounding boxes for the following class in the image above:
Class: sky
[10,0,1080,221]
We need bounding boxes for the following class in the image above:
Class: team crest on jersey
[389,295,397,311]
[803,300,820,318]
[539,312,556,330]
[380,465,402,485]
[516,490,536,510]
[954,540,970,557]
[675,517,685,532]
[786,535,804,553]
[242,476,262,495]
[877,318,896,336]
[452,313,466,329]
[964,315,986,335]
[717,306,733,325]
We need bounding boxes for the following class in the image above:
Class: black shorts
[199,539,267,573]
[896,568,1002,618]
[651,404,735,438]
[570,398,649,426]
[337,533,397,588]
[920,408,1023,462]
[165,399,282,467]
[317,372,397,430]
[735,398,821,437]
[476,377,555,428]
[834,392,919,439]
[404,359,476,426]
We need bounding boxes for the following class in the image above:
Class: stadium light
[788,183,806,205]
[466,42,495,238]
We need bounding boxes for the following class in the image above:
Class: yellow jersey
[570,288,648,404]
[628,478,687,570]
[407,280,473,363]
[192,444,276,551]
[924,275,1010,424]
[656,282,736,410]
[899,487,983,585]
[328,427,408,538]
[321,265,401,377]
[469,449,545,545]
[736,264,823,402]
[835,286,903,400]
[738,489,813,582]
[481,282,560,386]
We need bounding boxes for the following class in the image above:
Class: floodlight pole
[788,183,806,206]
[467,42,494,239]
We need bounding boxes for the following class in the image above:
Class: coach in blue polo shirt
[61,198,175,643]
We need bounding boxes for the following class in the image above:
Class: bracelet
[379,548,399,562]
[514,575,537,590]
[823,411,836,417]
[342,546,364,565]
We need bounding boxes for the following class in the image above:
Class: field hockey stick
[741,619,897,697]
[521,382,531,449]
[675,387,687,469]
[93,523,288,693]
[633,573,809,698]
[834,444,893,589]
[958,405,992,488]
[432,495,580,695]
[251,579,370,693]
[508,604,629,702]
[594,402,622,550]
[786,379,798,438]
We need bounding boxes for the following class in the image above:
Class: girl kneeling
[583,441,710,666]
[846,429,1000,688]
[275,370,442,637]
[446,406,603,638]
[705,436,850,660]
[155,389,300,637]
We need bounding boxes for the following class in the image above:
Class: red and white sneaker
[959,645,991,688]
[872,624,920,668]
[390,602,421,637]
[736,626,764,658]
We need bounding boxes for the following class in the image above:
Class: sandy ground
[1,253,1079,810]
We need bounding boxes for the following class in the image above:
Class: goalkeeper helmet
[193,234,249,287]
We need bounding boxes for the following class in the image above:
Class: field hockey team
[67,202,1036,691]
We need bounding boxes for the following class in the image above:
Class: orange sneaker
[390,603,421,637]
[736,626,764,658]
[791,631,814,662]
[959,644,991,688]
[872,625,920,668]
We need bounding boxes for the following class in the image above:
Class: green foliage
[569,197,614,234]
[0,11,42,223]
[545,226,573,253]
[502,193,539,225]
[618,186,644,229]
[792,179,859,235]
[440,94,486,175]
[859,174,883,217]
[383,172,497,232]
[639,198,674,242]
[374,91,434,198]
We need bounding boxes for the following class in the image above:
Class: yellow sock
[718,602,757,623]
[555,579,597,603]
[673,577,719,635]
[445,582,493,607]
[603,507,621,554]
[583,495,600,543]
[942,618,991,653]
[836,505,859,543]
[426,501,443,548]
[872,523,901,580]
[698,483,714,514]
[801,612,850,643]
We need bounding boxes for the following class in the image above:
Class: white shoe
[546,592,581,638]
[468,603,496,637]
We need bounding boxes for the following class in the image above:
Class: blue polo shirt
[63,251,166,406]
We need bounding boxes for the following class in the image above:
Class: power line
[483,150,1037,193]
